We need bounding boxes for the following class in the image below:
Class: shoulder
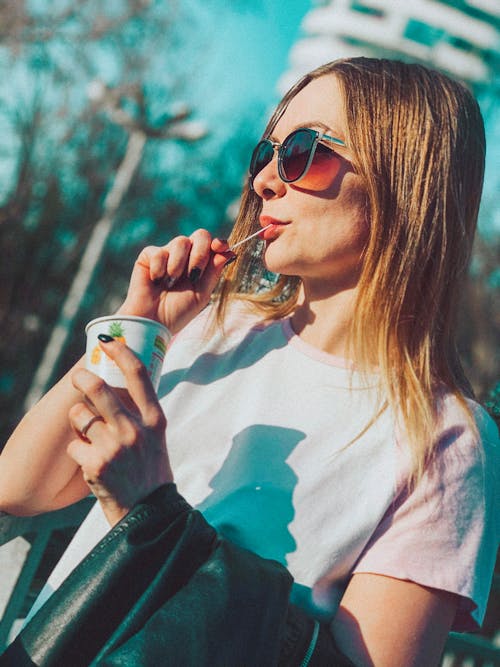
[435,391,498,447]
[393,391,499,493]
[397,391,499,547]
[354,391,499,631]
[428,393,499,501]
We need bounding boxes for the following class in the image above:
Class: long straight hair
[214,57,486,483]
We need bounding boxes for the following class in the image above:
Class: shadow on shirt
[197,424,305,567]
[158,323,287,396]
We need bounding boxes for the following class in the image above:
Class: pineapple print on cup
[90,343,102,365]
[108,321,126,344]
[89,321,126,365]
[85,315,171,392]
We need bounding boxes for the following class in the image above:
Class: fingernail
[98,334,114,343]
[224,255,238,268]
[188,267,202,284]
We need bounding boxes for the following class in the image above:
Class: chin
[263,246,298,276]
[263,258,295,276]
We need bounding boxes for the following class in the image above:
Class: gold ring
[80,415,104,440]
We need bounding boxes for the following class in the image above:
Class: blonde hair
[215,57,486,483]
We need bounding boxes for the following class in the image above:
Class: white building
[279,0,500,92]
[278,0,500,234]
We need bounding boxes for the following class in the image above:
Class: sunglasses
[249,127,346,190]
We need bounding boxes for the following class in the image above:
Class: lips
[259,215,289,241]
[259,215,287,228]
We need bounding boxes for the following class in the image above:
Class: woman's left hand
[67,337,173,526]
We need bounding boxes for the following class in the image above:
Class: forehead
[273,74,346,139]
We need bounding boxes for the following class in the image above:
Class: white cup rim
[85,315,170,338]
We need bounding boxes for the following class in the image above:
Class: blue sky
[0,0,497,235]
[0,0,311,199]
[171,0,311,131]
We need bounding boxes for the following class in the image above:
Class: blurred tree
[458,85,500,423]
[0,0,497,447]
[23,80,208,409]
[459,234,500,425]
[0,1,260,445]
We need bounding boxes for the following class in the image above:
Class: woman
[1,58,498,666]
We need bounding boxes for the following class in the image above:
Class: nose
[251,155,287,200]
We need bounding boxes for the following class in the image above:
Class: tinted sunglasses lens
[250,140,274,180]
[281,129,315,182]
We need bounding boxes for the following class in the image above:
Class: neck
[291,280,358,358]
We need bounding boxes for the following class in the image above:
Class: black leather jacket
[0,484,354,666]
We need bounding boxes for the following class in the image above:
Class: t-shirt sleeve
[352,398,499,632]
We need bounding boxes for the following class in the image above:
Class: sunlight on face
[254,75,369,289]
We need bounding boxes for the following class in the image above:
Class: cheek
[300,155,342,191]
[341,208,370,260]
[341,178,370,235]
[346,218,370,255]
[316,185,370,258]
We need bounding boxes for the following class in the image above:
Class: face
[252,75,369,292]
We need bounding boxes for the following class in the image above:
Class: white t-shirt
[32,303,499,632]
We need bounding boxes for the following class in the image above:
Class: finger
[211,238,238,275]
[211,237,231,253]
[165,236,192,286]
[67,432,114,479]
[135,245,169,284]
[68,402,106,442]
[67,437,97,469]
[96,338,164,426]
[211,237,237,271]
[190,248,237,304]
[66,438,111,490]
[71,368,128,429]
[186,229,213,283]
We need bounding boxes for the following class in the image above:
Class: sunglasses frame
[249,127,346,189]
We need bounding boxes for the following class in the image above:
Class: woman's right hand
[67,337,173,526]
[119,229,235,334]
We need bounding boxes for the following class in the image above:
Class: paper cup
[85,316,171,392]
